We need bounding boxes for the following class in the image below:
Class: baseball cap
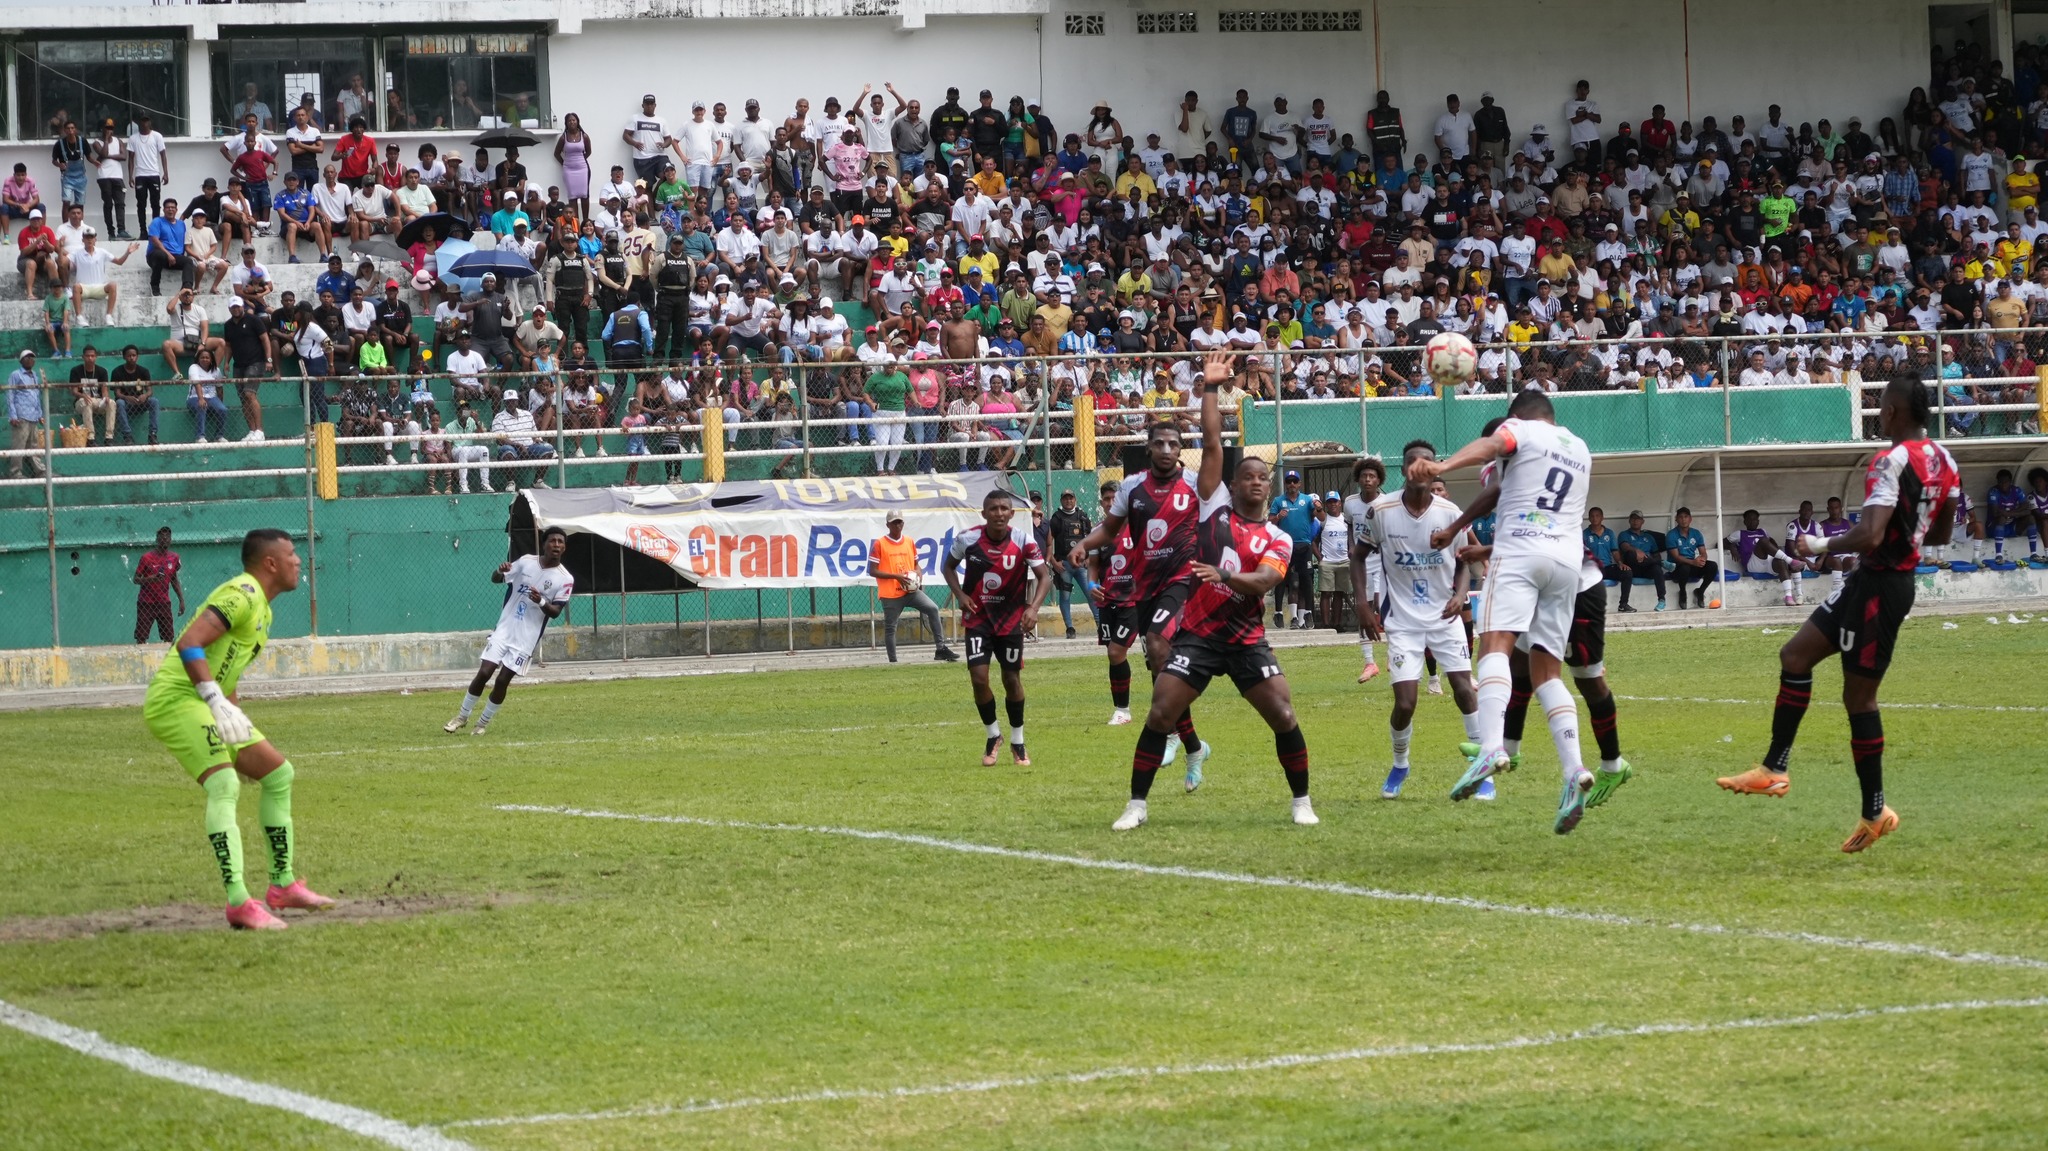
[503,389,521,402]
[81,225,96,236]
[227,299,246,309]
[885,510,905,524]
[26,208,41,219]
[1323,491,1341,502]
[18,349,35,361]
[1284,469,1301,480]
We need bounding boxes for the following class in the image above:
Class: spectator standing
[1564,80,1602,165]
[132,526,185,645]
[1365,90,1406,167]
[52,120,88,215]
[870,509,959,663]
[7,351,46,480]
[90,120,129,239]
[1173,90,1212,163]
[1434,94,1475,164]
[1474,93,1511,172]
[127,114,169,224]
[625,95,680,187]
[1045,488,1095,639]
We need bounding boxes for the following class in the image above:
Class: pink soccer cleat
[265,880,336,911]
[226,899,289,931]
[1357,662,1380,684]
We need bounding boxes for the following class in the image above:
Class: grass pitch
[4,618,2048,1150]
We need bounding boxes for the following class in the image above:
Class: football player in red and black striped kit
[1718,376,1960,853]
[944,488,1051,767]
[1073,422,1213,790]
[1113,352,1316,831]
[1088,480,1144,724]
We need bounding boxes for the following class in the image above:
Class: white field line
[449,995,2048,1129]
[299,720,967,758]
[0,999,478,1151]
[499,806,2048,972]
[1616,694,2048,713]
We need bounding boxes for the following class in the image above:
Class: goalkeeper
[142,528,334,931]
[869,510,959,664]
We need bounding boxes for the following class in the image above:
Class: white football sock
[1361,637,1379,665]
[1474,651,1511,756]
[456,692,479,721]
[1461,708,1481,742]
[985,721,1001,738]
[1010,725,1026,746]
[1390,723,1412,770]
[477,700,501,725]
[1781,578,1795,598]
[1533,678,1583,779]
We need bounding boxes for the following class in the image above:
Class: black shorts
[1809,567,1914,681]
[964,628,1023,670]
[1133,582,1192,639]
[1097,604,1139,648]
[1567,582,1606,670]
[1162,630,1284,694]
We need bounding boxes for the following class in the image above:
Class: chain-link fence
[4,332,2043,653]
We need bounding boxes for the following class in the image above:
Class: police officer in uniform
[652,234,696,362]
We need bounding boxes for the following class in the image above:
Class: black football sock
[1131,725,1169,799]
[1763,671,1812,772]
[1585,691,1622,764]
[1109,659,1131,709]
[1849,710,1885,820]
[1276,725,1309,798]
[1176,709,1201,753]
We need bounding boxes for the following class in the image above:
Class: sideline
[499,804,2048,972]
[449,995,2048,1128]
[0,998,478,1151]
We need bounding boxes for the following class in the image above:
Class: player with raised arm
[1717,376,1959,853]
[445,527,575,735]
[1113,351,1314,831]
[1344,456,1388,683]
[1090,480,1143,725]
[945,489,1051,766]
[1408,391,1599,834]
[1358,439,1482,800]
[1071,421,1212,789]
[142,528,333,931]
[1431,419,1631,808]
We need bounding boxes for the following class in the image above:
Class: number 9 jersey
[1491,417,1592,567]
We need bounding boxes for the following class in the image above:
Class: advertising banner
[523,475,1023,589]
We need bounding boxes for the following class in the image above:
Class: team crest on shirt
[1108,555,1127,573]
[1171,491,1190,511]
[1146,519,1170,546]
[1248,535,1267,555]
[1218,551,1242,575]
[981,571,1003,592]
[1001,553,1015,569]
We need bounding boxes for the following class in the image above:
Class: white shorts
[1478,554,1578,659]
[1745,551,1802,575]
[77,283,108,300]
[480,631,539,675]
[1388,617,1471,682]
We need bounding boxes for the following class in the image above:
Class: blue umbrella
[448,249,538,280]
[435,237,483,296]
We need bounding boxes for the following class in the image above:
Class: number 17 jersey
[1491,417,1591,567]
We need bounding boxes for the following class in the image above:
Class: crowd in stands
[6,40,2048,485]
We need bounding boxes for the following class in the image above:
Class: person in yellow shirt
[2006,165,2040,217]
[1995,224,2033,276]
[869,510,960,664]
[1114,268,1153,301]
[957,240,999,283]
[1142,371,1179,412]
[971,156,1006,198]
[1114,157,1156,199]
[1506,315,1543,348]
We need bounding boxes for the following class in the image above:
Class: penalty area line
[449,995,2048,1128]
[499,805,2048,973]
[1615,694,2048,713]
[0,998,478,1151]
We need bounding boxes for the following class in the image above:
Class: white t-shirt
[1491,418,1591,565]
[1342,492,1383,598]
[1260,113,1299,161]
[856,107,894,154]
[128,131,167,179]
[490,554,575,653]
[1301,115,1337,156]
[447,348,488,387]
[627,114,673,160]
[1563,99,1601,147]
[1361,492,1468,631]
[71,246,112,286]
[1434,111,1475,159]
[1317,512,1350,564]
[677,118,719,166]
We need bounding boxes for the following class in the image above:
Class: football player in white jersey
[1358,439,1483,800]
[1343,456,1388,682]
[445,527,575,735]
[1407,391,1599,833]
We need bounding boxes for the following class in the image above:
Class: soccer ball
[1423,332,1478,388]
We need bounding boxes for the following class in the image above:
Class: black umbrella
[471,127,540,149]
[396,212,472,248]
[349,235,407,262]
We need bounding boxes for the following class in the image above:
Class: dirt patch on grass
[0,892,531,943]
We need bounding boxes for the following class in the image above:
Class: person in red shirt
[16,209,63,297]
[331,117,377,184]
[133,525,186,643]
[1637,106,1676,153]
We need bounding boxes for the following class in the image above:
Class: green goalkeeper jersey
[144,573,274,707]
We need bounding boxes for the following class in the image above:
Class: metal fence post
[1717,337,1733,446]
[1933,336,1949,439]
[799,362,813,478]
[41,371,58,648]
[302,373,319,636]
[1712,449,1726,613]
[1039,365,1052,495]
[555,380,568,488]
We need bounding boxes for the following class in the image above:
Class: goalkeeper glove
[196,681,254,745]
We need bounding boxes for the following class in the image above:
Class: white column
[1993,0,2016,75]
[185,39,214,138]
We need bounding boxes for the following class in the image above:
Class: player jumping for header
[945,488,1051,766]
[1718,376,1959,852]
[1072,421,1213,789]
[1408,391,1601,834]
[446,526,575,735]
[1358,439,1484,800]
[1114,351,1315,831]
[142,528,334,930]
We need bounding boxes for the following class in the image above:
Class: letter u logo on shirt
[1001,554,1015,569]
[1172,492,1190,511]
